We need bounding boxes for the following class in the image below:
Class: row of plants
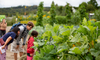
[29,18,100,60]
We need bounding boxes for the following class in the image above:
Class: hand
[30,54,33,56]
[2,45,5,49]
[15,45,19,50]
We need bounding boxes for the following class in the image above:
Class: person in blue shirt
[0,27,20,60]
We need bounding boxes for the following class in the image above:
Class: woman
[0,19,7,37]
[0,27,20,60]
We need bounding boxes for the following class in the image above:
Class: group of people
[0,19,38,60]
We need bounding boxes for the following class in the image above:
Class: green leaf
[82,17,88,26]
[69,47,82,55]
[90,48,100,57]
[53,36,63,43]
[53,24,60,33]
[96,55,100,60]
[85,54,93,60]
[97,36,100,43]
[66,55,79,60]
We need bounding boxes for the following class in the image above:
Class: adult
[0,19,7,37]
[0,27,20,60]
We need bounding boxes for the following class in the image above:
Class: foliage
[71,10,81,25]
[31,18,100,60]
[42,15,50,26]
[0,5,50,17]
[6,16,16,26]
[87,4,95,12]
[65,3,71,19]
[20,21,36,25]
[79,4,88,22]
[79,2,87,9]
[49,1,56,26]
[88,0,98,9]
[36,2,44,26]
[91,9,100,21]
[55,16,66,24]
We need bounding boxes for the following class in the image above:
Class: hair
[31,30,38,37]
[11,27,20,39]
[27,22,34,28]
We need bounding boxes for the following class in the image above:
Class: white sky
[0,0,100,8]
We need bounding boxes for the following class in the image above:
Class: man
[11,22,34,60]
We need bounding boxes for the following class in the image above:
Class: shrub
[20,21,37,25]
[92,9,100,21]
[55,16,66,24]
[6,16,16,26]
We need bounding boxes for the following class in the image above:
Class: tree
[88,0,98,9]
[79,4,88,22]
[50,1,56,26]
[65,3,71,19]
[79,2,87,11]
[65,3,72,23]
[79,2,87,8]
[36,2,44,26]
[87,4,95,12]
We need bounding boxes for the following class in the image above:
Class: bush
[71,10,81,25]
[20,21,37,25]
[42,16,50,26]
[55,16,66,24]
[6,16,16,26]
[92,9,100,21]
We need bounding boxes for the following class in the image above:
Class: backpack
[9,22,26,32]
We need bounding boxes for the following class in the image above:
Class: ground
[6,26,28,60]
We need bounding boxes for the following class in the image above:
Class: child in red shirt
[27,30,38,60]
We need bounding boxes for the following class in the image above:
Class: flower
[43,15,46,17]
[47,16,50,18]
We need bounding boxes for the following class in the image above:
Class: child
[27,30,38,60]
[0,27,20,60]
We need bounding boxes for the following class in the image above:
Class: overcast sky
[0,0,100,8]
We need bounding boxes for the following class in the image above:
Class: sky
[0,0,100,8]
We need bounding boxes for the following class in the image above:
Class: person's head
[11,27,20,38]
[26,22,34,30]
[31,30,38,37]
[2,19,6,23]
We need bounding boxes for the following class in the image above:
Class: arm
[2,36,12,49]
[16,26,24,45]
[23,34,28,45]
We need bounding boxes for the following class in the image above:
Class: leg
[14,53,17,60]
[19,53,27,60]
[0,30,2,37]
[20,52,23,57]
[19,40,24,57]
[10,40,19,60]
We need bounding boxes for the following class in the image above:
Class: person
[0,19,7,37]
[0,27,20,60]
[10,22,34,60]
[27,30,38,60]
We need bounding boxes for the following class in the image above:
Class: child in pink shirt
[27,30,38,60]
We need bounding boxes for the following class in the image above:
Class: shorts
[10,39,24,53]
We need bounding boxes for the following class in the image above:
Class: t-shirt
[27,36,34,54]
[3,32,16,45]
